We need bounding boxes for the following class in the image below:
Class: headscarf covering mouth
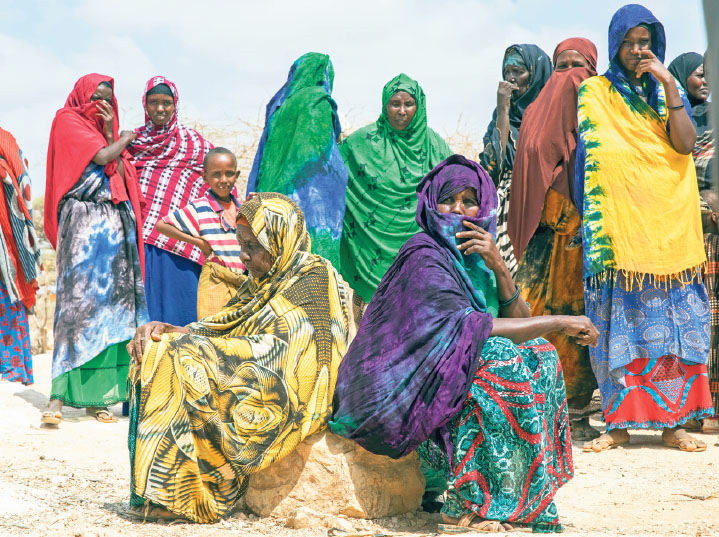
[552,37,598,73]
[416,154,497,264]
[508,37,598,261]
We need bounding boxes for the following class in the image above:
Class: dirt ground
[1,354,718,537]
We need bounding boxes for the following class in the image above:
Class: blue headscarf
[574,4,690,212]
[605,4,668,115]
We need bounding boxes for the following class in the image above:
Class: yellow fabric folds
[196,261,246,320]
[578,76,705,281]
[131,193,351,523]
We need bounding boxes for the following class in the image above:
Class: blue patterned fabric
[441,337,572,533]
[52,163,149,379]
[585,273,711,426]
[0,277,32,384]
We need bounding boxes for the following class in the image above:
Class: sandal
[124,505,186,523]
[582,432,629,452]
[88,408,118,423]
[439,513,511,533]
[40,411,62,425]
[702,418,719,434]
[662,429,707,452]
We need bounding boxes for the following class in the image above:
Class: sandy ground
[1,354,718,537]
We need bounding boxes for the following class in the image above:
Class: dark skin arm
[126,321,190,364]
[495,80,518,173]
[456,220,599,346]
[91,100,136,176]
[155,221,213,257]
[636,50,696,154]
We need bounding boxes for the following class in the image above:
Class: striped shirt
[163,192,245,272]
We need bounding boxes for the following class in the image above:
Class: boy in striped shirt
[156,147,244,274]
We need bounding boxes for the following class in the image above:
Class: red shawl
[45,73,145,271]
[127,76,213,263]
[507,38,597,261]
[0,127,38,309]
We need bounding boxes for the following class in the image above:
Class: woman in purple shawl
[330,155,598,533]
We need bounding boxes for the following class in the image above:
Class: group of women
[0,1,715,533]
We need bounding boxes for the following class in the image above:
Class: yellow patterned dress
[129,193,351,523]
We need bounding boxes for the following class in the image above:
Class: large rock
[244,430,424,519]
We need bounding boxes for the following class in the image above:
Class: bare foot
[440,513,514,532]
[662,427,707,452]
[582,428,630,452]
[41,399,63,425]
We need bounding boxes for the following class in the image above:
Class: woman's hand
[456,221,504,272]
[126,321,189,364]
[558,315,599,347]
[119,130,137,144]
[497,80,518,110]
[96,100,115,142]
[635,49,673,85]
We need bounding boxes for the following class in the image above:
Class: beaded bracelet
[499,286,521,308]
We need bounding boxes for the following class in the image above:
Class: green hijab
[339,73,452,302]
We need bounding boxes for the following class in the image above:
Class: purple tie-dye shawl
[329,154,498,458]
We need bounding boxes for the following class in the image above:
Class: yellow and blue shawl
[575,4,705,286]
[129,193,351,523]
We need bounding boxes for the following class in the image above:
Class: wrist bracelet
[500,286,521,308]
[667,104,685,110]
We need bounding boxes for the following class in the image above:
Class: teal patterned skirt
[420,336,573,533]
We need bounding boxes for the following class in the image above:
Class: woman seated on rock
[330,155,598,533]
[126,193,351,523]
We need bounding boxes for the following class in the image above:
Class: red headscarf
[45,73,145,272]
[507,38,597,261]
[127,76,213,263]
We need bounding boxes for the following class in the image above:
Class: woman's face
[90,84,113,104]
[237,224,273,280]
[437,187,479,217]
[618,26,652,74]
[686,64,710,102]
[385,91,417,131]
[554,50,590,71]
[146,93,175,125]
[503,63,530,98]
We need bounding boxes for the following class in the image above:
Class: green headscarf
[339,73,452,302]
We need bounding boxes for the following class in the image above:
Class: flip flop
[124,505,186,523]
[701,418,719,434]
[90,409,118,423]
[40,411,62,425]
[662,429,707,452]
[582,433,628,452]
[439,513,513,533]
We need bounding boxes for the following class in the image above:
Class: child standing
[156,147,245,319]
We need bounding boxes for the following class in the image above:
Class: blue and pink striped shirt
[163,191,245,272]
